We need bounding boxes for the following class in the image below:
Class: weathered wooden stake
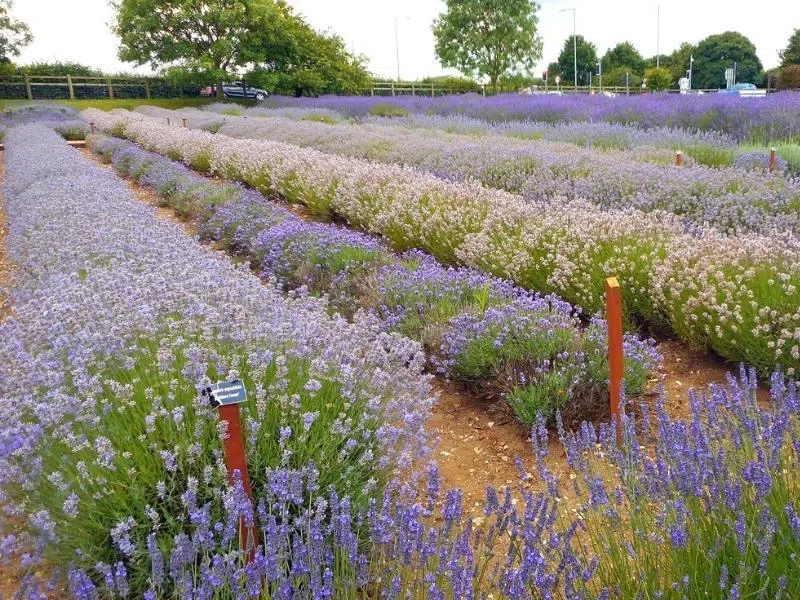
[605,277,624,443]
[166,117,171,125]
[769,148,777,173]
[66,74,75,100]
[107,77,114,100]
[218,403,259,563]
[182,118,187,128]
[90,122,95,135]
[675,151,684,167]
[24,74,33,100]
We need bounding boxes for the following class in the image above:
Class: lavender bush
[0,124,435,595]
[90,135,659,425]
[84,109,800,378]
[152,106,800,236]
[262,92,800,143]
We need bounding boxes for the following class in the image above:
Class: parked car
[199,81,269,100]
[718,83,765,97]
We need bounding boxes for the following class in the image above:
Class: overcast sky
[15,0,800,79]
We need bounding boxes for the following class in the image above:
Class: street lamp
[394,16,411,82]
[559,8,577,89]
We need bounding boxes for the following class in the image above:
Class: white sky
[15,0,800,79]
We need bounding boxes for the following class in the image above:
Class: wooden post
[431,81,435,97]
[675,151,684,167]
[391,81,395,96]
[90,122,95,135]
[769,148,777,172]
[604,277,624,443]
[181,118,187,128]
[66,74,75,100]
[24,74,32,100]
[218,404,259,562]
[145,80,151,100]
[411,82,415,96]
[107,78,114,100]
[166,117,171,125]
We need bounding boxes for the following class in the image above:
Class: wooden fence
[0,73,787,100]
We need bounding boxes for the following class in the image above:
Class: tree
[557,35,598,86]
[114,0,298,98]
[644,67,672,90]
[780,28,800,67]
[601,41,645,75]
[433,0,543,92]
[603,67,642,89]
[778,65,800,89]
[0,0,32,60]
[665,42,696,85]
[692,31,763,89]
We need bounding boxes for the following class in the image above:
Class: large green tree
[601,41,645,75]
[692,31,763,89]
[558,35,598,86]
[433,0,543,92]
[780,28,800,67]
[0,0,32,60]
[665,42,696,85]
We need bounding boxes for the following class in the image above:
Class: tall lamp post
[394,16,411,81]
[559,8,577,89]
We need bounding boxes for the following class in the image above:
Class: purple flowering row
[0,124,438,596]
[262,92,800,143]
[83,108,800,378]
[91,134,660,425]
[141,105,800,236]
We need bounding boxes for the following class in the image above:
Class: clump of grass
[368,103,409,118]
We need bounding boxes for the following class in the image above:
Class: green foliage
[557,35,598,86]
[601,41,645,75]
[664,42,696,86]
[367,103,409,118]
[692,31,763,89]
[644,67,673,91]
[0,0,31,60]
[602,67,642,89]
[421,75,479,93]
[15,61,102,76]
[778,64,800,89]
[433,0,544,91]
[780,27,800,67]
[245,30,370,97]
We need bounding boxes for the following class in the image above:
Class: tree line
[433,0,800,91]
[0,0,371,97]
[2,0,799,96]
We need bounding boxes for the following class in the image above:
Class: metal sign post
[202,380,259,562]
[604,277,624,443]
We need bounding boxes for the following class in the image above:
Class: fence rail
[0,73,790,101]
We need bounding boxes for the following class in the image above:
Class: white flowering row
[83,109,800,377]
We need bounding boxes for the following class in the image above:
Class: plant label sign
[203,379,247,408]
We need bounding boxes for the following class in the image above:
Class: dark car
[200,81,269,100]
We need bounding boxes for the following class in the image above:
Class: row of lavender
[2,122,799,600]
[83,108,800,378]
[0,104,89,141]
[206,103,757,168]
[0,124,458,598]
[89,133,657,425]
[173,105,800,236]
[262,92,800,143]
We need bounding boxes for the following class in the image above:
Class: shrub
[777,65,800,90]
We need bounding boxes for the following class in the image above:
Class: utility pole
[395,18,400,81]
[656,5,661,68]
[560,8,577,89]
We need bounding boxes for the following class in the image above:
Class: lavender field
[0,99,798,599]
